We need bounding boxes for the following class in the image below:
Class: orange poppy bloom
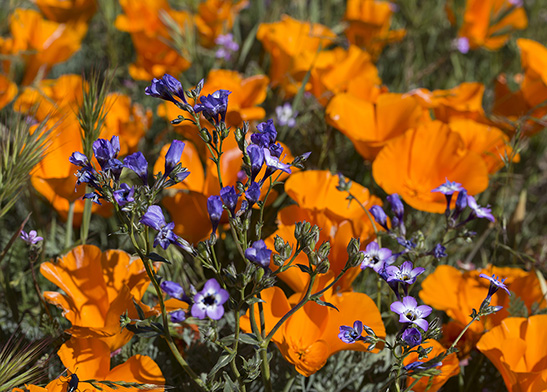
[44,337,164,391]
[5,8,87,85]
[40,245,156,351]
[0,74,17,110]
[35,0,98,23]
[115,0,192,80]
[266,170,382,292]
[448,119,519,173]
[477,315,547,392]
[256,15,336,96]
[403,339,460,392]
[409,82,486,123]
[372,120,489,213]
[457,0,527,51]
[344,0,406,59]
[326,92,426,160]
[240,286,385,376]
[194,0,248,48]
[420,265,546,355]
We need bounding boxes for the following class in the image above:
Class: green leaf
[207,353,236,382]
[313,298,339,311]
[239,333,260,345]
[296,264,311,274]
[147,252,171,264]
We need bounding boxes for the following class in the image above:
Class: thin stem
[64,202,75,249]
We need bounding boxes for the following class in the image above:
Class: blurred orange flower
[477,315,547,392]
[420,265,546,355]
[2,8,87,85]
[41,245,154,351]
[257,15,336,96]
[344,0,406,59]
[0,74,17,110]
[115,0,192,80]
[266,170,382,292]
[372,120,489,213]
[240,286,385,376]
[457,0,527,51]
[403,339,460,392]
[326,92,426,160]
[194,0,248,48]
[44,337,164,391]
[35,0,97,23]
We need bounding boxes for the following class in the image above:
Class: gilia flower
[191,278,229,320]
[20,230,43,245]
[477,315,547,392]
[40,245,153,350]
[194,0,248,48]
[360,241,394,273]
[390,296,432,331]
[140,205,192,251]
[372,121,489,213]
[245,240,272,268]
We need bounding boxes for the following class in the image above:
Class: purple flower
[402,327,422,348]
[140,205,179,250]
[215,33,239,61]
[69,151,89,167]
[387,194,405,235]
[245,182,261,205]
[170,309,186,323]
[245,240,272,268]
[220,186,239,216]
[160,280,184,299]
[93,136,120,170]
[275,102,297,127]
[113,183,135,207]
[404,360,442,372]
[124,152,149,185]
[251,119,277,147]
[467,195,495,222]
[432,244,447,258]
[207,195,224,234]
[454,189,468,219]
[338,320,364,344]
[455,37,470,54]
[397,237,416,250]
[145,74,187,105]
[75,167,98,188]
[479,273,511,299]
[385,261,425,286]
[432,179,464,195]
[191,278,229,320]
[360,241,394,273]
[194,89,231,125]
[247,144,264,181]
[369,205,389,231]
[83,192,102,205]
[20,230,43,245]
[263,147,291,178]
[390,296,432,331]
[164,140,185,177]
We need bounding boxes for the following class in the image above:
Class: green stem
[65,202,75,249]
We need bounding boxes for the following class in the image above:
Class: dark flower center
[202,294,216,306]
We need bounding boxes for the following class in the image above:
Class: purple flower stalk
[92,136,120,171]
[404,360,442,372]
[245,240,272,268]
[247,144,264,182]
[338,320,365,344]
[360,241,394,273]
[20,230,43,245]
[390,296,432,331]
[160,280,185,299]
[191,278,229,320]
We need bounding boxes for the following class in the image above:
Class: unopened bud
[316,259,330,274]
[317,242,331,260]
[347,238,360,256]
[274,235,285,252]
[273,254,284,267]
[200,128,211,143]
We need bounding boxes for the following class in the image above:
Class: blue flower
[467,195,495,222]
[207,195,224,234]
[431,179,464,195]
[215,33,239,61]
[69,151,89,167]
[20,230,43,245]
[160,280,184,299]
[194,89,231,125]
[455,189,468,212]
[112,183,135,207]
[140,205,181,250]
[369,205,389,231]
[404,360,442,372]
[145,74,187,105]
[247,145,264,182]
[385,261,425,286]
[432,243,447,258]
[170,309,186,323]
[164,140,185,177]
[245,240,272,268]
[387,193,405,235]
[92,136,120,170]
[360,241,394,273]
[75,167,98,189]
[401,327,422,348]
[275,102,297,127]
[83,192,102,205]
[390,296,432,331]
[245,182,261,205]
[263,147,291,178]
[220,186,239,216]
[251,119,277,147]
[338,320,365,344]
[479,273,510,299]
[124,152,149,185]
[191,278,229,320]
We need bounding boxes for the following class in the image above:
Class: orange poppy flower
[409,82,486,123]
[477,315,547,392]
[194,0,248,48]
[403,339,460,392]
[372,120,489,213]
[115,0,192,80]
[344,0,406,59]
[256,15,336,96]
[40,245,155,351]
[517,39,547,110]
[448,119,519,174]
[0,74,17,110]
[420,265,546,355]
[457,0,527,51]
[6,8,87,84]
[326,92,426,160]
[266,170,382,292]
[35,0,97,23]
[44,337,164,391]
[240,286,385,376]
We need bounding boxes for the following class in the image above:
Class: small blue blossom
[369,205,389,231]
[401,327,422,348]
[245,182,261,205]
[455,37,470,54]
[68,151,89,167]
[170,309,186,323]
[245,240,272,268]
[160,280,184,299]
[385,261,425,286]
[397,237,416,250]
[207,195,224,234]
[360,241,394,273]
[251,119,277,147]
[432,243,447,258]
[20,230,43,245]
[164,140,185,177]
[113,183,135,207]
[194,89,231,125]
[75,167,98,189]
[467,195,495,222]
[479,273,511,299]
[92,136,120,170]
[124,152,149,185]
[431,179,464,195]
[338,320,364,344]
[263,147,291,179]
[83,192,102,205]
[247,144,264,182]
[390,296,432,331]
[220,186,239,216]
[191,278,229,320]
[215,33,239,61]
[140,205,186,250]
[387,194,405,235]
[275,102,297,127]
[145,74,187,105]
[404,360,442,372]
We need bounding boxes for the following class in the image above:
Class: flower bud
[347,238,360,257]
[317,242,331,260]
[316,258,330,274]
